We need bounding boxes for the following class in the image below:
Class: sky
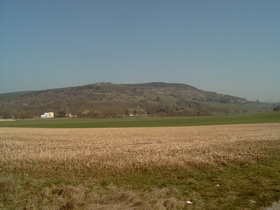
[0,0,279,102]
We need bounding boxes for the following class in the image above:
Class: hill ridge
[0,82,270,119]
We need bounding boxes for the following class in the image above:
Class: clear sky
[1,0,279,102]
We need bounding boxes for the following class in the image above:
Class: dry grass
[0,175,184,210]
[1,124,280,173]
[0,124,280,209]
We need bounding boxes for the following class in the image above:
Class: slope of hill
[0,82,273,119]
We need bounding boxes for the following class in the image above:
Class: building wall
[41,112,54,118]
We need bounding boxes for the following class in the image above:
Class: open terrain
[1,111,280,128]
[1,123,280,209]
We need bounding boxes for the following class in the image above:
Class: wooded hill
[0,82,272,119]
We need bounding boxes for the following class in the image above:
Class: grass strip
[1,156,279,209]
[1,111,280,128]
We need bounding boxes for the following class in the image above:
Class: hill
[0,82,274,119]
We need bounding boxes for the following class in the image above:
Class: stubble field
[1,124,280,172]
[1,124,280,209]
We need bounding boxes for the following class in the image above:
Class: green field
[1,111,280,128]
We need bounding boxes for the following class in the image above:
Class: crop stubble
[1,123,280,173]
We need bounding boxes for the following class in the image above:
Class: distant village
[39,111,141,119]
[39,105,280,120]
[40,112,77,119]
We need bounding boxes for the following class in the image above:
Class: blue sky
[1,0,279,102]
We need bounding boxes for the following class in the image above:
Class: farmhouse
[41,112,54,119]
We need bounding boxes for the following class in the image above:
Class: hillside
[0,82,273,119]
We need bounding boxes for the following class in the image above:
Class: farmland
[1,121,280,209]
[1,111,280,128]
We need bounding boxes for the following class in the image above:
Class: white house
[41,112,54,119]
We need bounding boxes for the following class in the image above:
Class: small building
[65,113,77,118]
[41,112,54,119]
[274,106,280,111]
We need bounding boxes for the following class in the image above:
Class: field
[1,122,280,209]
[1,111,280,128]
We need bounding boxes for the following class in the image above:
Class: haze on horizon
[0,0,279,102]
